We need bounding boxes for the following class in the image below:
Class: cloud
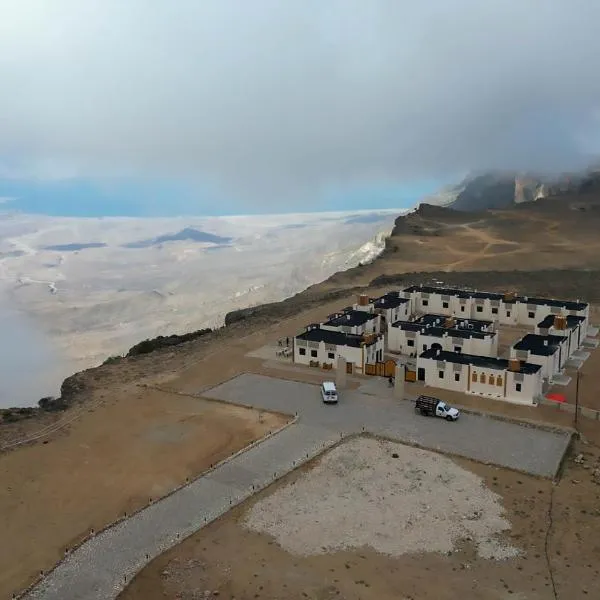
[0,197,15,204]
[1,0,600,203]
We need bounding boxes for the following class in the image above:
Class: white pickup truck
[415,395,460,421]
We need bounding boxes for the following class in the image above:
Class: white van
[321,381,338,404]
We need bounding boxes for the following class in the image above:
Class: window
[299,348,306,355]
[310,349,318,358]
[515,383,522,392]
[407,339,415,347]
[328,352,335,360]
[443,302,449,309]
[492,307,498,314]
[472,371,477,382]
[489,374,495,386]
[496,376,503,387]
[506,311,511,317]
[439,370,444,379]
[479,373,486,383]
[476,305,483,313]
[528,311,535,319]
[423,344,428,351]
[422,299,429,307]
[454,373,460,382]
[454,346,461,353]
[460,306,465,312]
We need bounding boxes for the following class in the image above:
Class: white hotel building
[388,314,498,357]
[418,348,543,405]
[293,324,385,374]
[400,285,590,335]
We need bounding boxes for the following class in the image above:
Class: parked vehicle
[321,381,338,404]
[415,395,459,421]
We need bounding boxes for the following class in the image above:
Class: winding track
[24,373,572,600]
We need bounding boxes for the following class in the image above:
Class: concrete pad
[586,326,599,337]
[567,358,584,369]
[583,338,599,348]
[572,350,591,361]
[551,373,572,386]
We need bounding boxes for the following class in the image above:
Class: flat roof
[514,334,564,356]
[373,292,410,309]
[391,314,494,339]
[403,284,588,311]
[537,314,586,330]
[418,313,492,331]
[296,326,379,347]
[325,309,378,328]
[420,348,542,374]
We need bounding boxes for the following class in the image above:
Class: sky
[1,0,600,216]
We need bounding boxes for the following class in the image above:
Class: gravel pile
[244,437,520,560]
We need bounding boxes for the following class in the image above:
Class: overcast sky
[1,0,600,206]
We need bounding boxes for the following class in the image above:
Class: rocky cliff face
[433,166,600,212]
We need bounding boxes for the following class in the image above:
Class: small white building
[321,309,381,335]
[417,348,543,406]
[294,324,385,375]
[388,314,497,357]
[535,314,586,357]
[372,292,411,328]
[510,334,567,381]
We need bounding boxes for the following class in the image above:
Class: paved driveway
[207,373,571,478]
[25,373,571,600]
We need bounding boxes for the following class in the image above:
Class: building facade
[417,348,543,405]
[321,309,381,336]
[294,324,385,374]
[535,314,586,357]
[510,334,567,381]
[388,314,497,357]
[400,285,589,330]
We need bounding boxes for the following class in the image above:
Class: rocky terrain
[424,166,600,211]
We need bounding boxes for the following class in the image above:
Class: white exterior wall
[509,347,558,380]
[321,315,380,336]
[382,302,410,324]
[405,288,589,330]
[504,369,542,405]
[419,357,467,393]
[387,326,496,357]
[294,338,366,372]
[468,365,506,400]
[352,302,374,313]
[497,302,519,325]
[535,325,580,356]
[418,356,541,405]
[470,299,495,321]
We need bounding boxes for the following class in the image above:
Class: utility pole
[574,369,581,427]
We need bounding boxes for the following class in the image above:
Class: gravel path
[24,373,571,600]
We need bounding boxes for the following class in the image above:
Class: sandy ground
[0,386,287,598]
[120,435,600,600]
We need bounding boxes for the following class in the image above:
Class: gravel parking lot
[206,373,572,478]
[245,437,521,560]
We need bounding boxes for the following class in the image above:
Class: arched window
[472,371,477,383]
[479,373,486,384]
[496,375,503,387]
[489,374,495,386]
